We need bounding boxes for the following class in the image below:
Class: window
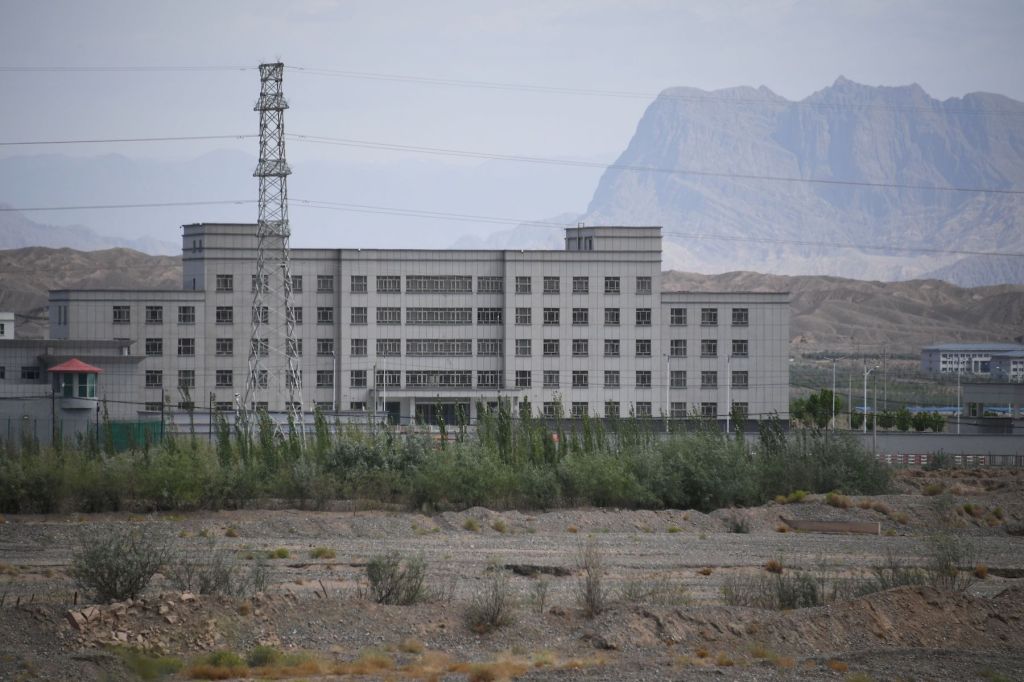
[636,308,652,326]
[604,308,620,326]
[318,307,335,324]
[477,307,503,325]
[376,275,400,293]
[210,306,231,325]
[215,370,233,388]
[515,339,532,357]
[284,338,302,358]
[177,370,195,389]
[731,371,749,388]
[289,275,303,293]
[216,338,233,356]
[604,339,620,357]
[478,370,502,388]
[515,370,531,388]
[701,307,718,326]
[604,370,620,388]
[252,338,269,356]
[670,339,687,357]
[255,371,268,389]
[543,339,560,357]
[732,308,749,326]
[112,305,130,324]
[542,401,561,418]
[351,370,367,388]
[671,370,687,388]
[604,277,620,294]
[145,370,162,388]
[701,371,718,388]
[477,276,503,293]
[636,370,651,388]
[406,339,472,356]
[670,308,687,326]
[177,338,195,356]
[572,276,589,294]
[635,402,652,418]
[351,338,367,356]
[252,306,268,324]
[701,402,718,418]
[543,308,559,325]
[317,275,335,293]
[289,306,302,326]
[572,339,589,357]
[316,370,334,388]
[635,339,651,357]
[215,274,233,292]
[20,366,40,381]
[732,339,749,357]
[671,402,687,418]
[636,276,652,294]
[251,274,268,292]
[701,339,718,357]
[515,307,531,325]
[604,401,620,418]
[543,370,560,388]
[317,338,334,356]
[350,401,367,410]
[351,275,367,293]
[477,338,503,356]
[145,402,163,412]
[178,306,195,325]
[572,308,589,325]
[377,338,401,356]
[351,307,367,325]
[407,275,472,293]
[406,307,471,325]
[571,402,588,418]
[375,369,401,387]
[145,338,163,356]
[515,276,531,294]
[543,276,560,294]
[145,306,163,325]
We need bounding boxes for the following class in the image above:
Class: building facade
[990,351,1024,383]
[920,343,1024,376]
[41,223,789,427]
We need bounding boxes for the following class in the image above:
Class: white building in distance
[920,343,1024,376]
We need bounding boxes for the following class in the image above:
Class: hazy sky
[2,1,1023,246]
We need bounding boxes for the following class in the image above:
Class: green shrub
[576,539,608,618]
[366,552,426,605]
[70,524,171,602]
[246,645,282,667]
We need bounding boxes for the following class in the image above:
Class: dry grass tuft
[697,567,713,576]
[826,492,851,509]
[827,659,849,672]
[764,559,784,574]
[871,502,891,515]
[463,517,481,532]
[269,548,289,559]
[715,652,734,667]
[857,499,873,510]
[667,525,682,533]
[334,649,394,675]
[695,646,709,659]
[567,525,578,534]
[224,526,239,538]
[974,564,989,579]
[775,523,789,533]
[398,637,425,654]
[923,482,945,496]
[491,519,508,533]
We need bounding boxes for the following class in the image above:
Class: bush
[726,514,750,534]
[922,483,944,496]
[722,572,822,610]
[246,645,282,667]
[465,561,516,633]
[825,492,851,509]
[310,547,336,559]
[366,552,426,605]
[70,524,171,602]
[165,539,268,597]
[575,539,608,618]
[924,533,977,592]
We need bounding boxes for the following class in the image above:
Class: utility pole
[863,363,878,433]
[824,354,847,431]
[725,354,731,436]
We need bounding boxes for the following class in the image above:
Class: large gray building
[36,222,789,428]
[920,343,1024,376]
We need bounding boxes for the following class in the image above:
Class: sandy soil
[1,468,1023,681]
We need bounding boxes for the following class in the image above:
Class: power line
[0,65,254,72]
[288,133,1024,195]
[286,65,1024,118]
[0,134,255,147]
[0,200,256,212]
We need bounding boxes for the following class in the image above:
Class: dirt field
[1,468,1023,681]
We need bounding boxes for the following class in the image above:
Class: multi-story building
[920,343,1024,376]
[42,222,789,427]
[990,351,1024,383]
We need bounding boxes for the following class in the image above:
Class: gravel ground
[0,468,1022,681]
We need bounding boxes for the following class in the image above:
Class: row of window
[146,368,337,390]
[342,369,749,390]
[214,274,336,294]
[115,303,749,329]
[539,401,746,419]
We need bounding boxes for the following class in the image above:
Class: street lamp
[863,364,879,433]
[823,354,847,431]
[725,354,732,435]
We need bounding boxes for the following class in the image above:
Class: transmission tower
[245,62,303,430]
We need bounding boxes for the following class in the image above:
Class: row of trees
[791,390,946,432]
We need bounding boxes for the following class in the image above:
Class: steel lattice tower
[245,62,303,427]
